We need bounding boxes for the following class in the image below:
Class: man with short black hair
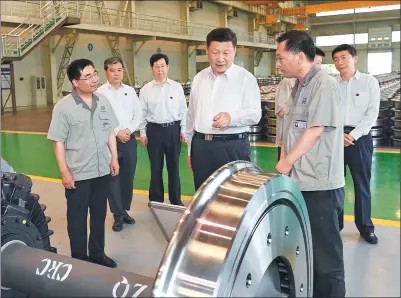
[48,58,119,268]
[139,53,187,206]
[185,27,261,190]
[314,47,326,66]
[275,30,345,297]
[97,56,142,232]
[332,44,380,244]
[275,46,326,160]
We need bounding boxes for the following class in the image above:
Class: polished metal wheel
[153,161,313,297]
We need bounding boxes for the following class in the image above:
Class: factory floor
[1,107,401,297]
[1,107,400,221]
[30,178,400,297]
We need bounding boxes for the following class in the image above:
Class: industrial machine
[1,160,313,297]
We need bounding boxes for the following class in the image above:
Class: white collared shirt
[335,70,380,140]
[96,81,142,134]
[138,78,187,137]
[275,78,296,145]
[185,64,261,155]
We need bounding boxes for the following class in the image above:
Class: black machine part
[1,170,57,297]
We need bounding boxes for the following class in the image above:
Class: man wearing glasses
[47,59,120,268]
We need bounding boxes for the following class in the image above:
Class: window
[316,32,399,47]
[356,4,400,13]
[316,33,368,47]
[392,31,400,42]
[368,52,392,75]
[316,4,400,17]
[316,9,354,17]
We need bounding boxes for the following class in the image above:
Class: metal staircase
[254,50,264,67]
[1,1,78,62]
[56,33,79,97]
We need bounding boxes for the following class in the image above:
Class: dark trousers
[109,136,137,221]
[147,122,182,205]
[65,175,110,260]
[339,134,374,233]
[191,137,251,190]
[277,146,281,161]
[302,188,346,298]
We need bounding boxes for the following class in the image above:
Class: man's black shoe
[90,255,117,268]
[72,255,90,262]
[123,215,136,224]
[361,231,378,244]
[112,220,123,232]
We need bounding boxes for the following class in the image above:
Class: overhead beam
[311,15,401,26]
[242,0,280,6]
[282,1,400,16]
[214,0,268,15]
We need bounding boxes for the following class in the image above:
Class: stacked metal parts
[247,77,270,142]
[373,72,400,147]
[134,78,142,97]
[386,73,401,147]
[181,81,191,106]
[257,75,283,144]
[371,73,396,147]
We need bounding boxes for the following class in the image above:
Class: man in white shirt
[185,28,261,190]
[139,53,187,206]
[275,47,326,161]
[97,57,142,232]
[332,44,380,244]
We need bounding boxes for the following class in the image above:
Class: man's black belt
[344,126,355,134]
[194,131,248,141]
[148,121,180,128]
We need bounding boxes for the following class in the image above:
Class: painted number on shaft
[113,276,148,297]
[35,258,72,282]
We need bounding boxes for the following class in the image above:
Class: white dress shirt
[335,70,380,140]
[96,81,142,134]
[139,78,187,137]
[185,64,261,155]
[275,78,296,146]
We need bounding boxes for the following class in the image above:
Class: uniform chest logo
[301,97,307,104]
[101,105,106,111]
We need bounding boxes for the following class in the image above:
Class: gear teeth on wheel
[40,204,47,212]
[38,230,54,240]
[2,170,57,297]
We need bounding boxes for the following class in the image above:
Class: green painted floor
[1,132,400,221]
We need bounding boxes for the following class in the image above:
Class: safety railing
[1,0,276,52]
[1,1,80,59]
[78,3,276,46]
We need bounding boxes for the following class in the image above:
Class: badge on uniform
[301,97,307,104]
[101,105,106,111]
[295,120,307,129]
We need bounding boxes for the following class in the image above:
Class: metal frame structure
[94,0,133,86]
[56,32,78,98]
[0,63,16,114]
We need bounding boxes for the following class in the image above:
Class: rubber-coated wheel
[1,172,56,297]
